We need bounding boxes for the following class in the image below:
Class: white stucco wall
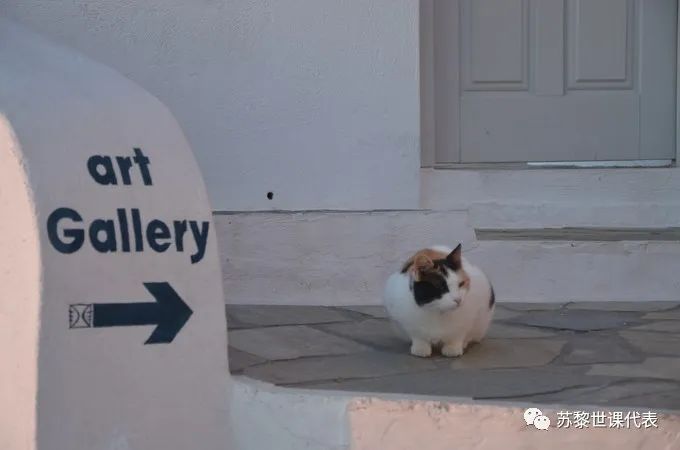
[0,115,40,450]
[229,377,351,450]
[348,398,680,450]
[1,1,420,211]
[231,378,680,450]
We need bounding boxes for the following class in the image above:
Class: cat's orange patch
[401,248,448,274]
[401,247,470,283]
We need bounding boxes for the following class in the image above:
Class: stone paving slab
[449,339,565,370]
[620,331,680,357]
[338,306,389,319]
[314,319,407,353]
[630,320,680,333]
[488,307,522,321]
[485,322,557,339]
[587,357,680,381]
[226,305,355,328]
[228,325,371,360]
[559,334,643,365]
[226,303,680,411]
[228,347,267,373]
[643,309,680,320]
[506,309,642,331]
[497,302,566,311]
[566,301,680,312]
[243,352,440,385]
[303,366,614,400]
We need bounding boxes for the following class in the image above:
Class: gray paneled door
[435,0,677,163]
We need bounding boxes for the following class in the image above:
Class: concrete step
[216,209,680,305]
[467,240,680,302]
[421,167,680,211]
[465,202,680,302]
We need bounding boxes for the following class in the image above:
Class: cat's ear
[413,254,434,271]
[446,244,462,269]
[411,254,434,281]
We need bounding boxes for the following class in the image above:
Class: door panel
[462,0,529,90]
[461,93,639,162]
[568,0,634,89]
[435,0,677,163]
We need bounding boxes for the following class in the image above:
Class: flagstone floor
[226,302,680,411]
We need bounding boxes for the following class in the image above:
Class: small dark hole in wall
[267,192,274,200]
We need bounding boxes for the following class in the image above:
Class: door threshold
[528,160,674,169]
[434,160,675,170]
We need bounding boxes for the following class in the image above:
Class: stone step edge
[475,227,680,242]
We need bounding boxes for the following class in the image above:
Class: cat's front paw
[442,342,464,358]
[410,340,432,358]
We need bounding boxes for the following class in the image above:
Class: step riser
[470,241,680,302]
[422,168,680,210]
[215,211,474,306]
[469,203,680,230]
[216,213,680,305]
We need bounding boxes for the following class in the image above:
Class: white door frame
[420,0,680,167]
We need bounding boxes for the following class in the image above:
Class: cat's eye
[458,281,465,288]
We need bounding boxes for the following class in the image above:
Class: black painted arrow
[69,282,193,344]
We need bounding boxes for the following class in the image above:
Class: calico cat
[383,244,495,357]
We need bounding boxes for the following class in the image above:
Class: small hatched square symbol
[69,304,93,329]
